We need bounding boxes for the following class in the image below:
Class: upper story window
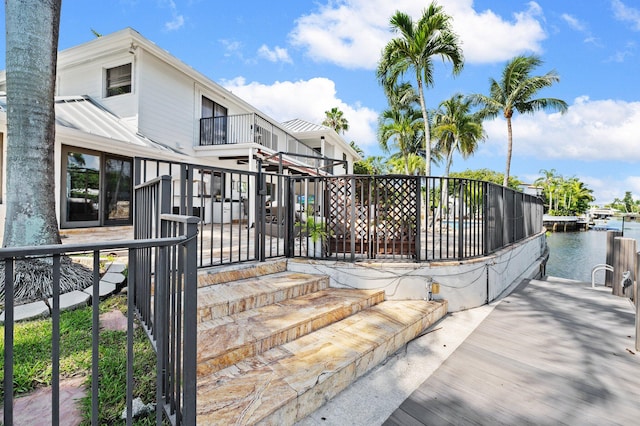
[200,96,228,145]
[201,96,227,119]
[106,63,132,97]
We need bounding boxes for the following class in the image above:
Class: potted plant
[300,215,329,257]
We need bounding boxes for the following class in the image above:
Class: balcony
[199,113,324,169]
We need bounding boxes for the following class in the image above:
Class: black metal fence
[1,176,198,425]
[136,158,543,265]
[285,175,543,261]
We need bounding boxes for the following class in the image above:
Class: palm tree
[377,2,464,177]
[387,154,424,175]
[3,0,91,301]
[472,55,568,187]
[322,107,349,134]
[431,93,485,177]
[535,168,558,213]
[378,103,424,175]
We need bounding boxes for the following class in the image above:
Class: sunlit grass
[1,293,158,424]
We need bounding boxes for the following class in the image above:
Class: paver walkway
[384,277,640,425]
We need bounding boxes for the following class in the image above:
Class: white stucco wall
[287,231,547,312]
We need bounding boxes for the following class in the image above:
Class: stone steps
[196,270,329,323]
[194,264,448,425]
[197,287,385,376]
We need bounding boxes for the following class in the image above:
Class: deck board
[385,277,640,425]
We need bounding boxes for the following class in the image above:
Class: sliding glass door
[104,157,132,224]
[62,147,132,228]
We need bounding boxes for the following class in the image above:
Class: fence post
[182,217,199,424]
[286,176,295,258]
[605,230,623,287]
[612,236,636,297]
[458,181,465,260]
[415,176,422,261]
[483,183,490,255]
[3,260,14,425]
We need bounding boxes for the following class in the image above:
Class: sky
[1,0,639,205]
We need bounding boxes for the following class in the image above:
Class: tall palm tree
[377,2,464,177]
[472,55,568,187]
[322,107,349,134]
[431,93,485,177]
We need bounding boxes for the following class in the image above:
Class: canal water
[545,218,640,283]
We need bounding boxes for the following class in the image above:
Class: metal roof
[281,118,329,133]
[0,95,180,154]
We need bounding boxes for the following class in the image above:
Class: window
[106,63,132,97]
[200,96,228,145]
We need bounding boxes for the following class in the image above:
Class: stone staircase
[194,260,448,425]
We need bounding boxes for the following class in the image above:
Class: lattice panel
[327,177,370,248]
[374,177,418,239]
[327,176,418,255]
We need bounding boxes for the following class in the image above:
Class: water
[546,218,640,283]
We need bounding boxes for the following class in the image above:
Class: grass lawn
[1,293,160,425]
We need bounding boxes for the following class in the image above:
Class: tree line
[535,169,594,216]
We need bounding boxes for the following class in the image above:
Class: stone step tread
[196,271,329,322]
[197,259,287,288]
[196,288,385,375]
[196,300,448,425]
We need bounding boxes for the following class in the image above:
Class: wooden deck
[385,277,640,426]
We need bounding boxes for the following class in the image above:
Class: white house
[0,28,360,231]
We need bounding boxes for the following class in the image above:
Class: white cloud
[288,0,547,69]
[220,77,378,149]
[483,96,640,162]
[581,175,640,206]
[165,15,185,31]
[257,45,293,64]
[220,39,244,59]
[163,0,185,31]
[447,1,547,63]
[612,0,640,30]
[561,13,586,32]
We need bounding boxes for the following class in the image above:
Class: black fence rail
[133,175,199,425]
[0,213,198,425]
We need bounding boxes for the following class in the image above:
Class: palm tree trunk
[503,116,513,187]
[416,77,431,177]
[4,0,62,247]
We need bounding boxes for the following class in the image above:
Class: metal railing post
[286,176,295,258]
[415,175,422,261]
[3,259,14,426]
[182,218,199,424]
[51,255,61,426]
[458,182,465,260]
[257,160,266,261]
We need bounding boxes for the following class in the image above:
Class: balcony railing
[199,113,323,168]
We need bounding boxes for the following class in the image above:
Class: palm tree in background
[377,2,464,176]
[322,107,349,134]
[378,88,425,174]
[431,93,485,177]
[472,55,568,187]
